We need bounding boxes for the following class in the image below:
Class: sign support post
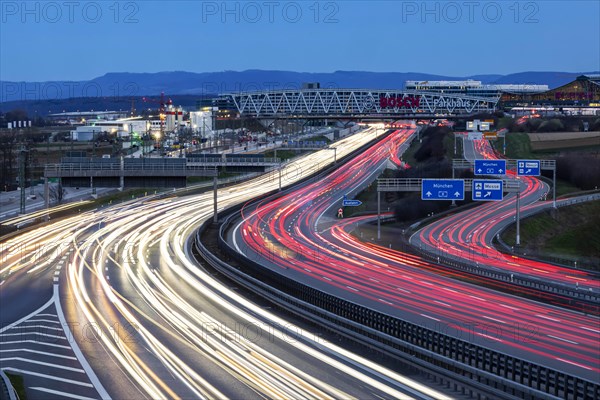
[553,167,556,209]
[377,191,381,240]
[516,191,521,246]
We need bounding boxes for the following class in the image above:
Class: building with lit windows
[405,80,549,99]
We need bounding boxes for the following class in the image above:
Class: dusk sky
[1,1,599,81]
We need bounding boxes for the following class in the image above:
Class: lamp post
[91,130,97,195]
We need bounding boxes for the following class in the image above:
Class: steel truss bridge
[221,89,500,118]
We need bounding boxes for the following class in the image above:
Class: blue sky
[1,1,598,81]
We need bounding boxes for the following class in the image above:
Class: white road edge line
[1,368,93,387]
[0,358,85,373]
[54,283,112,399]
[0,298,54,334]
[30,387,97,400]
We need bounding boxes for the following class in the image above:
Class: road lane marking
[420,314,440,322]
[483,316,506,324]
[555,358,592,370]
[1,333,66,341]
[346,286,359,292]
[30,387,97,400]
[54,284,111,400]
[469,295,486,302]
[434,300,451,308]
[475,332,502,342]
[0,358,85,373]
[0,349,77,360]
[9,325,63,331]
[536,314,560,322]
[548,335,578,345]
[2,368,93,387]
[580,326,600,334]
[23,319,60,324]
[0,299,54,334]
[499,304,519,311]
[0,340,71,349]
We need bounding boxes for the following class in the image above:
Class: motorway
[1,127,449,399]
[412,138,600,292]
[229,129,600,384]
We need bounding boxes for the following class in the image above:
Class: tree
[0,130,18,189]
[4,109,29,123]
[48,183,66,204]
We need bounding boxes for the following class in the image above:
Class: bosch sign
[379,95,420,109]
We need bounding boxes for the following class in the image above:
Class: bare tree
[48,183,66,205]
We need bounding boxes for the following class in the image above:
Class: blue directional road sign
[421,179,465,201]
[342,195,362,207]
[474,159,506,176]
[517,159,540,176]
[472,179,504,201]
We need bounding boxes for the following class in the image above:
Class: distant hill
[1,70,598,115]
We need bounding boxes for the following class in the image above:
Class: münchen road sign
[421,179,465,201]
[474,159,506,175]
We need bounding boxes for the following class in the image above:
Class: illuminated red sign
[379,95,420,109]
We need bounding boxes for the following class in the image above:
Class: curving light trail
[414,138,600,290]
[1,127,447,399]
[232,130,600,382]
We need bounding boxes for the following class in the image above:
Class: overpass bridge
[44,156,282,188]
[220,89,500,119]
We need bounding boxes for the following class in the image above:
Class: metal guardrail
[452,159,557,171]
[44,163,219,178]
[409,243,600,309]
[195,213,600,400]
[187,158,280,166]
[192,131,600,400]
[45,164,218,172]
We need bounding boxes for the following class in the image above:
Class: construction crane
[142,92,172,151]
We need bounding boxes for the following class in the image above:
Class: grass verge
[6,373,27,400]
[501,200,600,270]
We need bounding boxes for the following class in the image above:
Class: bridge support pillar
[516,191,521,246]
[278,167,282,192]
[120,156,124,190]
